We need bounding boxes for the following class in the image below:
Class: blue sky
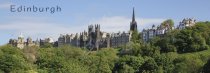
[0,0,210,45]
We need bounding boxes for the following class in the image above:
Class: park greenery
[0,21,210,73]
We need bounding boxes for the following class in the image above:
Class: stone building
[110,32,131,48]
[39,37,54,47]
[8,7,138,50]
[142,25,155,42]
[58,34,80,47]
[177,18,196,29]
[57,24,110,50]
[9,34,39,49]
[109,8,137,47]
[142,18,196,42]
[57,7,138,49]
[142,23,173,42]
[57,24,132,49]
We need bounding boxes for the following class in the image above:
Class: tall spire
[130,7,137,31]
[132,7,135,22]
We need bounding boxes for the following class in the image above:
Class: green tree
[193,21,210,46]
[141,44,160,58]
[36,47,89,73]
[175,29,209,53]
[155,52,177,73]
[113,55,144,73]
[131,30,140,43]
[203,58,210,73]
[80,48,118,73]
[115,63,135,73]
[40,43,53,48]
[154,37,176,53]
[139,57,158,73]
[161,19,174,29]
[173,56,203,73]
[0,45,32,73]
[120,42,141,56]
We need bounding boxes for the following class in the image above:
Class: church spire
[130,7,137,31]
[132,7,135,22]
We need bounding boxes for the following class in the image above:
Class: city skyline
[1,0,210,45]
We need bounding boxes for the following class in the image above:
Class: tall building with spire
[130,7,138,31]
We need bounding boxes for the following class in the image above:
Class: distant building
[58,24,110,50]
[110,32,131,48]
[142,18,196,42]
[8,7,198,51]
[9,34,39,49]
[110,7,136,47]
[57,8,137,50]
[57,24,132,49]
[39,37,54,47]
[9,7,141,50]
[142,25,156,42]
[177,18,196,30]
[142,23,173,42]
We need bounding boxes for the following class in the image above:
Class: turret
[88,25,94,33]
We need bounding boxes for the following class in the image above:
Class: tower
[106,33,110,48]
[95,24,100,50]
[17,33,25,49]
[88,25,94,44]
[88,25,94,33]
[26,37,33,47]
[130,7,137,31]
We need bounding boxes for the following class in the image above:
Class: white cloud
[89,16,166,32]
[89,16,130,32]
[1,22,69,34]
[0,18,84,41]
[0,16,166,42]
